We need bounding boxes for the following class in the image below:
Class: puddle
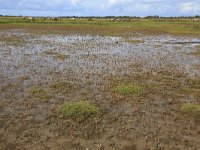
[1,30,200,88]
[1,29,200,150]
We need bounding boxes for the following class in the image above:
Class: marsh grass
[28,86,50,100]
[180,103,200,117]
[114,85,144,95]
[1,17,200,36]
[59,101,102,119]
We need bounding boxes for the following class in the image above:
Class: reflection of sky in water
[0,29,200,88]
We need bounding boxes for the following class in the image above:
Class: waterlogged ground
[1,29,200,150]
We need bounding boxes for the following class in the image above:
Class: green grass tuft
[114,85,144,95]
[180,103,200,117]
[59,101,102,119]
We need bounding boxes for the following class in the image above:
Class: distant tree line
[59,16,141,19]
[50,15,200,19]
[0,14,199,19]
[58,15,200,19]
[145,15,200,19]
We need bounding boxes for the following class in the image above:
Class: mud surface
[1,29,200,150]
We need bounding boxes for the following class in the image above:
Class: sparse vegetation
[154,44,162,48]
[19,75,29,81]
[59,101,102,119]
[180,103,200,117]
[50,81,73,93]
[125,39,144,44]
[28,86,44,95]
[0,36,25,46]
[41,50,59,55]
[28,86,50,100]
[190,45,200,56]
[53,54,69,61]
[41,51,69,61]
[50,81,70,89]
[1,17,200,149]
[182,87,200,93]
[114,85,144,95]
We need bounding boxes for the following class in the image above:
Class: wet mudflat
[0,29,200,150]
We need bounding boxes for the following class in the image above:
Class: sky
[0,0,200,17]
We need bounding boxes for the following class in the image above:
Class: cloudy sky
[0,0,200,17]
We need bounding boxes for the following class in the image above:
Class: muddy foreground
[0,29,200,150]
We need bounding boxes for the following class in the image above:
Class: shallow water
[1,29,200,150]
[1,29,200,87]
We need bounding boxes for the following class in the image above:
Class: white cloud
[108,0,131,7]
[17,0,65,9]
[1,0,200,16]
[142,4,150,12]
[70,0,81,6]
[180,2,193,12]
[180,2,200,13]
[108,0,125,5]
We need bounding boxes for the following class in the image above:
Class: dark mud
[1,29,200,150]
[173,41,200,44]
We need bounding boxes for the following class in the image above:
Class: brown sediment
[0,27,200,150]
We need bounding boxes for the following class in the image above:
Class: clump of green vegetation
[28,86,50,100]
[180,103,200,117]
[114,85,144,95]
[41,51,69,61]
[59,101,102,119]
